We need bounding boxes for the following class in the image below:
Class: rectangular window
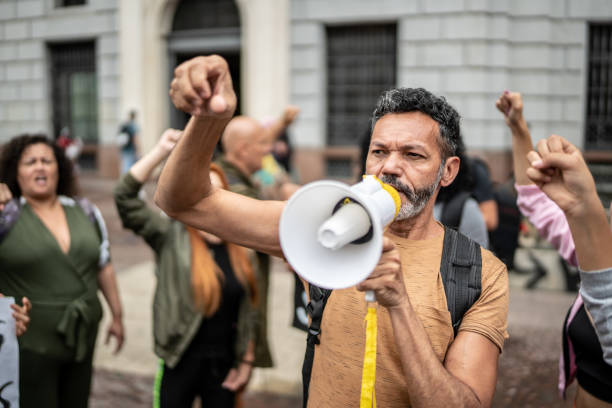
[49,41,97,167]
[326,24,397,147]
[585,23,612,150]
[56,0,86,7]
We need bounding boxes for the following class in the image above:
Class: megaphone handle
[365,290,376,303]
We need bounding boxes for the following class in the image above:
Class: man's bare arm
[155,115,229,214]
[388,303,498,407]
[154,55,284,256]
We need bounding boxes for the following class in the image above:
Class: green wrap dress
[0,196,109,407]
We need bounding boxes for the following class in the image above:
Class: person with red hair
[114,128,258,407]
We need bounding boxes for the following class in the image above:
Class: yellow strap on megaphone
[360,305,377,408]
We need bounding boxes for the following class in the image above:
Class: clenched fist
[526,134,596,217]
[169,55,237,119]
[495,91,525,129]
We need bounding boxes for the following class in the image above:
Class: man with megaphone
[156,55,509,408]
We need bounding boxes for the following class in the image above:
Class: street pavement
[83,174,579,407]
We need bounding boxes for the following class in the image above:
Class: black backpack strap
[440,227,482,337]
[440,191,471,230]
[302,284,332,408]
[560,298,574,397]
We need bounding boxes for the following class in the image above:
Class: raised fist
[496,91,524,128]
[526,134,596,216]
[169,55,237,119]
[157,128,182,155]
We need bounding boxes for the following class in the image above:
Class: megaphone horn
[279,175,400,290]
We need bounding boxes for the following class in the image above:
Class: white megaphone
[279,175,400,300]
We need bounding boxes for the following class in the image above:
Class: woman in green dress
[0,134,125,408]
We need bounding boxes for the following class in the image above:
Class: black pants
[19,348,94,408]
[157,344,235,408]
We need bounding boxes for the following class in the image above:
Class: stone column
[236,0,290,119]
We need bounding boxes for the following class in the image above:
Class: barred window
[49,41,97,168]
[585,23,612,150]
[172,0,240,31]
[326,24,397,147]
[56,0,86,7]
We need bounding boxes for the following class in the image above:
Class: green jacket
[113,173,257,368]
[216,156,273,367]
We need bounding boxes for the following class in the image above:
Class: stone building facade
[0,0,120,176]
[289,0,612,188]
[1,0,611,195]
[0,0,289,178]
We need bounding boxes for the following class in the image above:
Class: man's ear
[440,156,460,187]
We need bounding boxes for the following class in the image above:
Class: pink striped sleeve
[516,184,578,267]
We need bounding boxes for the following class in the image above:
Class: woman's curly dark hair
[0,134,78,198]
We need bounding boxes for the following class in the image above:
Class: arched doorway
[167,0,241,129]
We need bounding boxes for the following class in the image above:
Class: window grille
[172,0,240,31]
[585,23,612,150]
[49,41,98,148]
[56,0,86,7]
[326,24,397,147]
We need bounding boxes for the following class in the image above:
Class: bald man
[219,117,272,184]
[215,116,275,368]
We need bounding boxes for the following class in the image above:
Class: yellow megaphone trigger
[362,175,402,220]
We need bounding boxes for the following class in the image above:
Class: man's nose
[380,152,403,177]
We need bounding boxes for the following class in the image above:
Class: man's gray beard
[380,164,444,221]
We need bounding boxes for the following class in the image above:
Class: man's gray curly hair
[370,87,461,160]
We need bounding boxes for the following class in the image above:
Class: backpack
[301,226,482,407]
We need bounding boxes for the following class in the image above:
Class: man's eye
[405,152,423,158]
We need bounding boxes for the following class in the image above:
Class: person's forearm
[129,145,168,183]
[565,195,612,271]
[242,340,255,362]
[98,264,123,321]
[516,185,578,266]
[267,117,289,142]
[579,267,612,365]
[509,118,533,186]
[388,302,481,408]
[155,116,230,215]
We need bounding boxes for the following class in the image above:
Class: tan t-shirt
[307,228,509,407]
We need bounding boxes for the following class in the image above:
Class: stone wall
[289,0,612,181]
[0,0,120,177]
